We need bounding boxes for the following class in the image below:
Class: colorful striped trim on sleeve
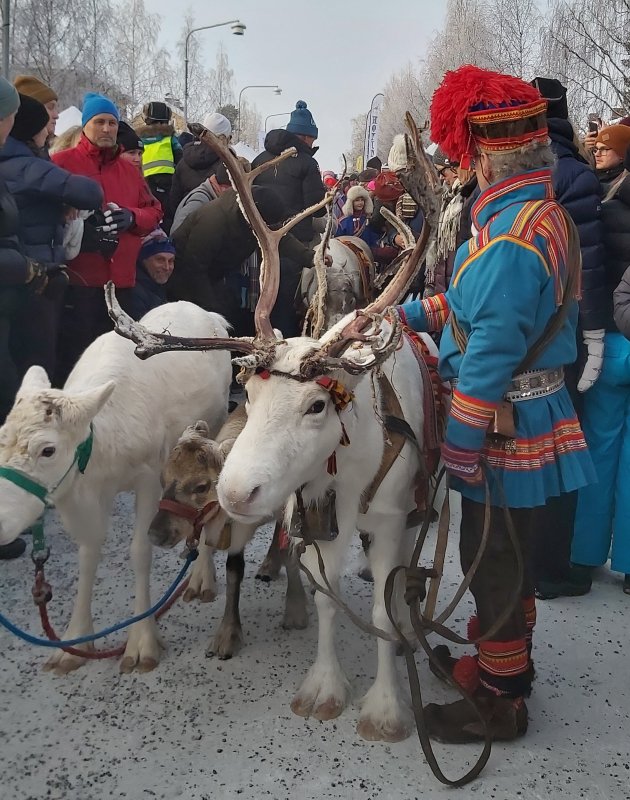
[450,389,497,430]
[420,293,450,331]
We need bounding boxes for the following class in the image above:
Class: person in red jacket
[51,92,162,385]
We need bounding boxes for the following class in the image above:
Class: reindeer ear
[64,381,116,424]
[216,437,237,463]
[17,366,51,395]
[193,420,210,437]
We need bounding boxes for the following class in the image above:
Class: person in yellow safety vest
[136,102,183,229]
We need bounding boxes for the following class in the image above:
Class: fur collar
[136,122,175,139]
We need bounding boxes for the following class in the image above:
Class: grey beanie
[0,78,20,120]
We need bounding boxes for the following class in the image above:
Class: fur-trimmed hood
[135,122,176,139]
[342,185,373,217]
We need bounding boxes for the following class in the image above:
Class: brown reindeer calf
[149,405,308,659]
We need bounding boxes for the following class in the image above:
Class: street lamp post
[184,20,246,124]
[264,111,292,132]
[237,85,282,140]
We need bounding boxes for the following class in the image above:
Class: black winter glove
[43,267,69,302]
[81,212,119,258]
[97,206,135,234]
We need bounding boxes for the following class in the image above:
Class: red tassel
[453,655,480,694]
[467,615,480,643]
[278,527,290,551]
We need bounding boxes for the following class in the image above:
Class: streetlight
[237,85,282,140]
[184,20,246,124]
[264,111,292,132]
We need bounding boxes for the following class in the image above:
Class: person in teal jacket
[397,65,595,744]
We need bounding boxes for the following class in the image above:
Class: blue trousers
[573,333,630,574]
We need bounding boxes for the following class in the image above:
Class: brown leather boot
[424,693,528,744]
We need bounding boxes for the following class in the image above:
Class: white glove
[578,329,605,393]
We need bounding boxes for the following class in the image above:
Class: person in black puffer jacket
[251,103,326,337]
[170,186,317,336]
[168,113,231,222]
[0,94,103,382]
[528,79,607,599]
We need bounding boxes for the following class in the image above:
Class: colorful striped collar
[471,169,554,230]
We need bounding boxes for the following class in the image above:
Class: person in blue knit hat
[285,99,319,140]
[251,100,325,337]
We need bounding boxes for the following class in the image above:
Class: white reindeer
[106,127,439,741]
[0,302,232,674]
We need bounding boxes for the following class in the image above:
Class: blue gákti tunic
[400,169,595,508]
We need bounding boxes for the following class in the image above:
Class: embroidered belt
[449,367,564,401]
[504,367,564,402]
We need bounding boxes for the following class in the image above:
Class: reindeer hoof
[207,624,244,660]
[137,657,159,674]
[183,588,196,603]
[313,697,346,721]
[201,588,217,603]
[119,656,136,674]
[255,573,272,583]
[356,717,411,742]
[282,608,308,630]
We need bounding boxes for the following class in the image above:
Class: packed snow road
[0,492,628,800]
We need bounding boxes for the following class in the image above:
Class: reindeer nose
[222,484,261,515]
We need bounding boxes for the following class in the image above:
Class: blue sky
[149,0,448,169]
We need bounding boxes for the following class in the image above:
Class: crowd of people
[0,63,630,744]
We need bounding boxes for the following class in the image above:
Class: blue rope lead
[0,549,198,649]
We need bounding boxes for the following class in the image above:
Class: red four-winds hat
[430,65,549,169]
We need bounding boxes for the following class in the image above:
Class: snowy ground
[0,492,629,800]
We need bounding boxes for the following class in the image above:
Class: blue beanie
[286,100,318,139]
[139,237,175,262]
[82,92,119,127]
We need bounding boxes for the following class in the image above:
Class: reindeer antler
[105,283,257,359]
[197,128,332,341]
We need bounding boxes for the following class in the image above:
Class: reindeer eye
[306,400,326,415]
[41,446,56,458]
[193,483,210,494]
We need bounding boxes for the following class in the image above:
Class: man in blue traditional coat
[398,66,595,743]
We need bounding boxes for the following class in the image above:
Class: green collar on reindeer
[0,424,93,558]
[0,423,94,508]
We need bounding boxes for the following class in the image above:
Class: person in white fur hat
[168,112,232,225]
[334,185,381,247]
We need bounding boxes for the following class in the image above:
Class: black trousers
[460,497,536,643]
[270,256,302,339]
[8,292,64,382]
[533,490,578,585]
[0,317,19,424]
[54,286,133,388]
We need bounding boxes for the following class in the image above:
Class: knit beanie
[143,101,171,124]
[13,75,57,105]
[0,78,20,121]
[202,112,231,137]
[10,94,49,142]
[82,93,119,127]
[252,186,285,225]
[366,156,382,171]
[117,120,143,152]
[139,236,176,262]
[531,77,568,121]
[387,135,407,173]
[596,125,630,159]
[286,101,318,139]
[373,171,405,202]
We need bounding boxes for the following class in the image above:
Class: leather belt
[449,367,564,402]
[504,367,564,402]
